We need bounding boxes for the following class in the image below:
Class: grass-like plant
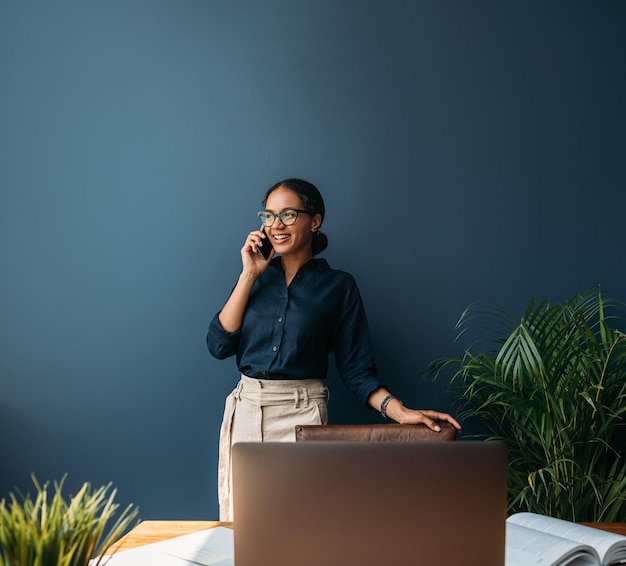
[425,287,626,522]
[0,475,139,566]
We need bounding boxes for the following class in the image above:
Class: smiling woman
[206,178,461,520]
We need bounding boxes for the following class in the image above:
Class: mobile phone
[258,227,273,260]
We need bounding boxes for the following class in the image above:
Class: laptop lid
[232,440,507,566]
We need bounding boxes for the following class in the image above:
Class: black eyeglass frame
[257,208,312,227]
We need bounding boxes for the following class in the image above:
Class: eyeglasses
[257,208,311,227]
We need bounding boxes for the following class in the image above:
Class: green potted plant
[425,287,626,522]
[0,475,138,566]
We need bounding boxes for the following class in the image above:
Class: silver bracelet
[380,394,397,419]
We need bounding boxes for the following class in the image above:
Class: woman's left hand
[392,406,461,432]
[368,389,462,432]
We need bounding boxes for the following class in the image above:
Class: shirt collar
[272,256,330,273]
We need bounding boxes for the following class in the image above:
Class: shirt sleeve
[206,311,241,360]
[332,276,385,407]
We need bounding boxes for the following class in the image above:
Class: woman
[207,178,460,520]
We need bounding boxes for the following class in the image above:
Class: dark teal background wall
[1,1,625,519]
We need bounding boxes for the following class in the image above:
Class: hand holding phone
[258,227,273,260]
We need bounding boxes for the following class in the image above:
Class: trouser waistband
[233,374,329,407]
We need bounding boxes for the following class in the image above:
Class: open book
[506,512,626,566]
[90,527,234,566]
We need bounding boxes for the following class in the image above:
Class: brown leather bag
[295,422,457,442]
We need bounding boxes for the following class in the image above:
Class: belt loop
[303,387,310,407]
[234,379,244,401]
[294,388,300,408]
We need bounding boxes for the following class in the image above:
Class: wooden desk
[113,520,626,552]
[581,522,626,537]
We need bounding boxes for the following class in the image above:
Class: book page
[162,527,234,565]
[506,522,598,566]
[91,527,234,566]
[508,513,626,565]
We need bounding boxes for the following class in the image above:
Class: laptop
[232,440,507,566]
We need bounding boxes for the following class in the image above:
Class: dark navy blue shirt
[207,257,384,407]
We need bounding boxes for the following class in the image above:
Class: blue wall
[1,1,625,519]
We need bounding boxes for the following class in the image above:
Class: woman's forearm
[218,271,258,332]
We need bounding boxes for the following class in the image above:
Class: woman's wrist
[239,270,259,284]
[383,398,405,422]
[379,394,395,418]
[368,389,406,422]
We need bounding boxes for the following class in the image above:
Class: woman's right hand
[241,229,274,277]
[217,229,273,333]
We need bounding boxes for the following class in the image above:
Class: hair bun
[312,231,328,255]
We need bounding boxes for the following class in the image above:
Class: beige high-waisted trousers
[218,375,328,521]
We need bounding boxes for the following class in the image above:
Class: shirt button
[278,317,283,323]
[272,346,278,352]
